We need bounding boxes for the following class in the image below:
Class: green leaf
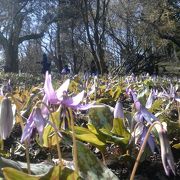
[137,87,148,106]
[41,166,80,180]
[96,98,113,104]
[2,167,40,180]
[77,141,119,180]
[42,111,61,147]
[2,166,80,180]
[149,99,163,113]
[60,167,80,180]
[111,118,130,139]
[111,86,122,100]
[143,79,154,88]
[172,143,180,150]
[88,124,128,151]
[99,128,128,150]
[88,105,113,131]
[75,126,106,151]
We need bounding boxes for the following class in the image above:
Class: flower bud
[154,123,176,176]
[114,100,124,119]
[0,97,14,140]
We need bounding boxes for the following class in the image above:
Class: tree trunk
[56,24,63,72]
[4,44,19,73]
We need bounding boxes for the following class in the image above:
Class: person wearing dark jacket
[41,53,51,74]
[61,65,70,74]
[90,60,98,76]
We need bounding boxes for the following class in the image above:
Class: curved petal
[56,79,70,100]
[145,90,153,109]
[33,108,46,143]
[63,90,85,107]
[132,122,144,144]
[141,126,155,153]
[20,111,35,142]
[141,107,158,124]
[44,71,58,103]
[41,95,49,118]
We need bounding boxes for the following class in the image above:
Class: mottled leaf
[88,106,113,131]
[74,126,106,151]
[77,141,118,180]
[2,167,40,180]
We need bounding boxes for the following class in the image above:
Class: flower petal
[56,79,70,100]
[114,101,124,119]
[63,90,85,107]
[141,126,155,153]
[145,90,153,109]
[154,123,176,176]
[134,112,143,122]
[44,71,58,103]
[41,95,49,118]
[141,107,158,124]
[0,98,14,140]
[33,108,46,143]
[21,111,35,142]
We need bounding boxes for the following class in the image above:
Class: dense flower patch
[0,72,179,179]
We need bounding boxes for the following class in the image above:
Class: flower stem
[130,121,163,180]
[68,108,79,175]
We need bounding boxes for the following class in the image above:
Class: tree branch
[18,32,44,44]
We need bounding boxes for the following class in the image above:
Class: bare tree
[78,0,110,74]
[0,0,57,72]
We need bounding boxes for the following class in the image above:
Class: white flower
[0,97,15,140]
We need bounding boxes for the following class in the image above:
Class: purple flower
[141,126,155,152]
[155,123,176,176]
[114,100,124,119]
[130,89,158,124]
[128,88,157,152]
[44,71,70,104]
[128,88,175,175]
[43,71,96,111]
[133,122,155,153]
[21,107,46,143]
[160,84,180,102]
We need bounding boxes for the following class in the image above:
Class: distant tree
[0,0,57,72]
[78,0,110,75]
[140,0,180,47]
[19,40,42,74]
